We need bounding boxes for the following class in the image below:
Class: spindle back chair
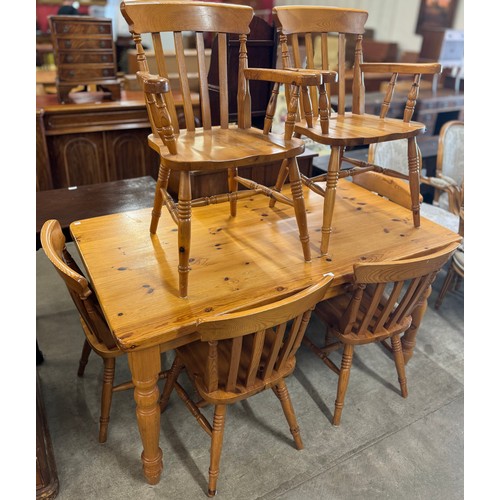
[304,243,458,426]
[120,0,324,297]
[159,273,334,496]
[269,5,442,255]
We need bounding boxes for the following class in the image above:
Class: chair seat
[420,202,460,233]
[294,113,425,147]
[148,126,305,170]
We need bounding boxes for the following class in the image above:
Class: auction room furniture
[68,178,461,485]
[159,274,333,496]
[120,0,326,297]
[40,219,174,444]
[421,120,464,213]
[48,15,121,104]
[304,242,457,426]
[269,5,441,255]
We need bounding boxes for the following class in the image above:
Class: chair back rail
[41,219,116,350]
[195,274,334,394]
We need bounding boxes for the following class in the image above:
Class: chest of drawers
[49,16,121,103]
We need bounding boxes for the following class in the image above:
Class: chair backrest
[40,219,116,350]
[120,0,255,144]
[193,274,334,394]
[434,120,464,206]
[272,5,440,121]
[335,243,458,338]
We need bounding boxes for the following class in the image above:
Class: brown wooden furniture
[36,176,156,250]
[305,242,458,426]
[121,0,325,297]
[160,274,333,496]
[421,120,464,212]
[40,219,173,443]
[36,372,59,500]
[270,5,441,255]
[68,178,461,485]
[48,15,121,104]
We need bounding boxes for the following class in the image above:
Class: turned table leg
[401,285,432,364]
[128,347,164,484]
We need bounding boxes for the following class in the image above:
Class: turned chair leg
[321,146,341,255]
[177,171,192,298]
[391,334,408,398]
[208,404,227,497]
[273,379,304,450]
[99,357,116,443]
[435,263,455,310]
[333,344,354,426]
[77,339,92,377]
[159,356,184,413]
[150,163,169,234]
[407,137,421,228]
[269,158,289,209]
[287,157,311,262]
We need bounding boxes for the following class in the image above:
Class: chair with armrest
[120,0,328,298]
[302,243,458,426]
[268,5,441,256]
[159,273,334,497]
[40,219,172,443]
[421,120,464,214]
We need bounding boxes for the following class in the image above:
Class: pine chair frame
[40,219,172,443]
[303,243,458,426]
[159,273,334,496]
[269,5,442,255]
[120,0,326,297]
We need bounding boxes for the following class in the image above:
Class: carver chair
[40,219,172,443]
[303,243,458,426]
[159,273,334,496]
[120,0,327,297]
[421,120,464,214]
[269,5,441,255]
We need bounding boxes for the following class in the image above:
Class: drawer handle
[65,40,71,48]
[66,55,73,63]
[101,55,109,62]
[103,69,111,76]
[99,25,106,33]
[62,25,69,33]
[99,41,106,48]
[68,70,75,77]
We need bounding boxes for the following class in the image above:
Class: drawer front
[57,52,115,65]
[52,20,112,36]
[58,66,117,81]
[56,38,114,50]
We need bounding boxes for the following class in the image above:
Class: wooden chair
[159,273,334,496]
[269,5,442,255]
[120,0,325,297]
[40,219,172,443]
[363,139,461,234]
[303,243,458,426]
[421,120,464,214]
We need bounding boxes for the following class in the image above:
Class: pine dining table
[69,178,461,485]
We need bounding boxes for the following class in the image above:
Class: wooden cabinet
[48,15,121,103]
[36,92,160,190]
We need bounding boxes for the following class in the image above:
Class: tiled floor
[35,235,464,499]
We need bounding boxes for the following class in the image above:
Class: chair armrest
[420,175,457,190]
[244,68,335,86]
[136,71,172,93]
[360,62,442,75]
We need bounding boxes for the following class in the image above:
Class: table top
[70,179,461,353]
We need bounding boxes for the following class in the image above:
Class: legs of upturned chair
[99,357,116,443]
[77,339,92,377]
[333,344,354,426]
[177,171,192,298]
[150,163,169,235]
[273,379,304,450]
[407,137,421,228]
[320,146,342,255]
[435,260,460,310]
[208,404,227,497]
